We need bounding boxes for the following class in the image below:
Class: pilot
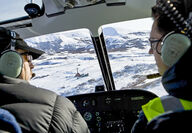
[132,0,192,132]
[0,27,90,133]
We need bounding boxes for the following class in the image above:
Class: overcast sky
[0,0,42,21]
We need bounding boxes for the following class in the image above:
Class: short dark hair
[0,27,44,59]
[0,27,12,53]
[151,0,188,34]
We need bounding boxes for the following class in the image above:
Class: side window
[0,0,43,22]
[102,18,167,96]
[27,29,103,96]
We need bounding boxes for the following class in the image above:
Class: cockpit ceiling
[44,0,127,16]
[44,0,105,16]
[2,0,155,39]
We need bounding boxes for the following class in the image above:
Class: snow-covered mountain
[28,22,167,97]
[26,29,94,54]
[26,28,149,53]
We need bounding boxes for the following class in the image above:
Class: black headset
[0,31,23,78]
[157,0,192,67]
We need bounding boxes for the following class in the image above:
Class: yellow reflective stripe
[142,97,164,122]
[180,99,192,110]
[142,97,192,122]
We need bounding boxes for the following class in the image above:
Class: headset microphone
[32,73,36,79]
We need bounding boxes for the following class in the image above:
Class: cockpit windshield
[102,18,166,96]
[28,18,167,97]
[28,29,103,96]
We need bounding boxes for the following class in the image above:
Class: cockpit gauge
[82,99,90,107]
[83,112,92,121]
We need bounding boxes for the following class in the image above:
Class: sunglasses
[20,52,33,63]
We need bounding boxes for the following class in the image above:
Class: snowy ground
[30,47,167,97]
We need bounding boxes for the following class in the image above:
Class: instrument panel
[67,89,157,133]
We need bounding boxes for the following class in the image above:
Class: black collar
[0,74,28,84]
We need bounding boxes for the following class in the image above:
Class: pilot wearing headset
[0,28,42,81]
[132,0,192,132]
[0,27,89,133]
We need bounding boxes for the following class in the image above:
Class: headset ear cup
[161,33,191,67]
[0,51,23,78]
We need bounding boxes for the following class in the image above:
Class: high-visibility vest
[142,95,192,122]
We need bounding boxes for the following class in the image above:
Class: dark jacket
[131,46,192,133]
[0,74,90,133]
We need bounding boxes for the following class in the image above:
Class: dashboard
[67,89,157,133]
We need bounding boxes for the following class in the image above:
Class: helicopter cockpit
[0,0,167,132]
